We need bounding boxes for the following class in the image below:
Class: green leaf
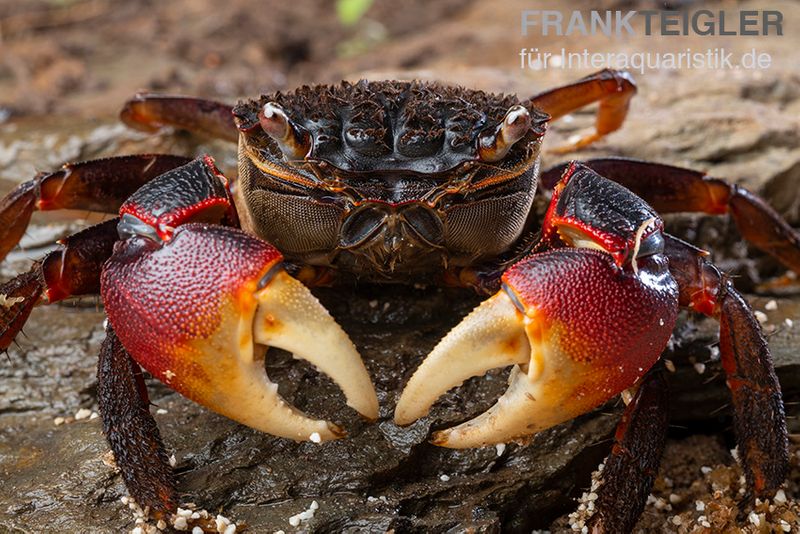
[336,0,374,26]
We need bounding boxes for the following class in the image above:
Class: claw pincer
[102,157,378,442]
[396,163,680,447]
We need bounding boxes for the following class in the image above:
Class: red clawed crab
[0,69,793,532]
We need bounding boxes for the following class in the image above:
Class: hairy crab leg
[396,164,679,447]
[121,94,238,143]
[526,68,636,153]
[97,325,177,516]
[542,157,800,274]
[586,370,670,533]
[0,269,43,352]
[665,234,788,499]
[0,154,190,262]
[0,218,119,351]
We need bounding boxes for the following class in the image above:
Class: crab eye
[258,102,311,161]
[478,105,532,163]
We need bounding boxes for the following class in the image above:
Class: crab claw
[395,248,678,448]
[102,223,378,442]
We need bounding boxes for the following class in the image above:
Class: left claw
[100,157,378,442]
[103,223,379,442]
[395,248,679,447]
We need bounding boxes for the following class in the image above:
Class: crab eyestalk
[258,102,312,161]
[478,105,535,163]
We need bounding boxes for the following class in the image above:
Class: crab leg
[97,325,177,516]
[0,218,119,351]
[102,156,378,441]
[665,235,788,498]
[121,94,238,143]
[526,68,636,152]
[396,164,679,447]
[586,370,670,533]
[542,157,800,274]
[0,154,190,262]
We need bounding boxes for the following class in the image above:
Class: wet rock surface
[0,285,620,533]
[5,282,794,533]
[1,0,800,532]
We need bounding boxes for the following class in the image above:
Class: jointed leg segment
[0,154,193,351]
[528,69,637,152]
[121,94,238,143]
[97,325,177,515]
[0,219,119,351]
[587,370,670,533]
[0,154,191,262]
[665,235,788,498]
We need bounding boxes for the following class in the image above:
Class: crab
[0,69,794,532]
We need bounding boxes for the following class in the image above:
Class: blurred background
[0,0,796,113]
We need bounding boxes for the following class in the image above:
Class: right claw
[102,223,378,442]
[395,248,679,448]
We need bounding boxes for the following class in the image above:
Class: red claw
[102,223,378,442]
[396,248,678,447]
[397,164,680,447]
[102,223,281,403]
[502,248,678,410]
